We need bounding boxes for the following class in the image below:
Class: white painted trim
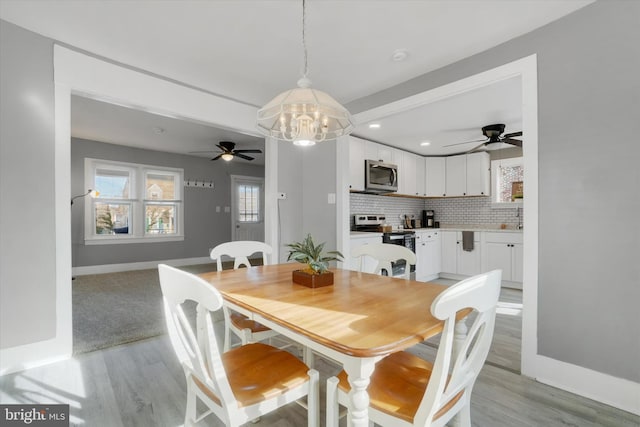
[534,355,640,416]
[0,45,258,375]
[336,135,351,268]
[72,256,212,276]
[349,54,540,377]
[264,137,279,262]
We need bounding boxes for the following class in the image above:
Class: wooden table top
[198,263,452,358]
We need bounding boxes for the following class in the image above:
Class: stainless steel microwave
[365,159,398,193]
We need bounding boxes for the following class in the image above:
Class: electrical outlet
[278,192,287,199]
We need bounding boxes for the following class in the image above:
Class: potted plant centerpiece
[286,234,343,288]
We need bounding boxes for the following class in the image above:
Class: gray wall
[348,1,640,382]
[71,138,264,266]
[276,141,337,263]
[0,21,57,349]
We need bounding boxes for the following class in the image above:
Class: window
[237,183,260,222]
[491,157,524,208]
[85,159,183,244]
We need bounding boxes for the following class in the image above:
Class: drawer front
[484,232,523,244]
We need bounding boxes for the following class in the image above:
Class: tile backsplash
[350,193,523,228]
[350,193,424,228]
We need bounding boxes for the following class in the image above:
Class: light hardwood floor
[1,288,637,426]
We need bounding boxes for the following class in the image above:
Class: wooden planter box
[292,270,334,288]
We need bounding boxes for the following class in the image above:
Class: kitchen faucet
[516,207,523,229]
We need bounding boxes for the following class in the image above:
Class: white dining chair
[158,264,319,427]
[326,269,502,427]
[209,241,279,351]
[351,242,417,280]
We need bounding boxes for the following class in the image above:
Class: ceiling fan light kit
[256,0,354,146]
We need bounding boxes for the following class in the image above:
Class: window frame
[491,156,524,209]
[84,158,184,244]
[236,182,261,224]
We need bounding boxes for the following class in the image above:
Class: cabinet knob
[463,192,466,195]
[481,192,484,195]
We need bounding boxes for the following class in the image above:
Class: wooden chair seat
[229,312,272,334]
[193,343,310,408]
[336,351,463,423]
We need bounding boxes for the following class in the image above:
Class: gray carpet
[72,263,218,354]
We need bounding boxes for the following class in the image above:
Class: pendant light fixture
[257,0,353,146]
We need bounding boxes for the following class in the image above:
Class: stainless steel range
[353,214,416,277]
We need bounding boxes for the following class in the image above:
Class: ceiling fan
[444,124,522,153]
[190,141,262,161]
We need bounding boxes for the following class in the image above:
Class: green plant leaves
[286,234,344,274]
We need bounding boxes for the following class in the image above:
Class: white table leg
[341,357,376,427]
[451,318,468,427]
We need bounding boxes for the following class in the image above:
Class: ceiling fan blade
[465,142,488,154]
[443,138,487,148]
[234,149,262,154]
[502,138,523,147]
[210,154,223,161]
[235,153,255,161]
[503,131,523,138]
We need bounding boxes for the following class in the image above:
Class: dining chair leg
[223,307,232,352]
[184,379,197,427]
[308,369,320,427]
[303,346,315,368]
[326,376,339,427]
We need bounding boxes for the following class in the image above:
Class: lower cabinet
[441,231,481,277]
[415,230,441,282]
[482,232,523,288]
[349,234,382,272]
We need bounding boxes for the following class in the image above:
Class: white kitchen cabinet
[348,136,366,191]
[445,155,467,197]
[465,152,490,196]
[482,232,523,288]
[365,141,395,164]
[349,234,382,272]
[415,230,441,282]
[399,151,419,196]
[425,157,446,197]
[441,230,481,277]
[416,157,425,197]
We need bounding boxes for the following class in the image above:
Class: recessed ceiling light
[392,49,409,62]
[420,141,431,146]
[368,123,381,129]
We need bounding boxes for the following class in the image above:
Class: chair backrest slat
[158,264,237,411]
[351,243,417,280]
[415,269,502,424]
[210,241,273,271]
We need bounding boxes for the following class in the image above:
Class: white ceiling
[1,0,592,156]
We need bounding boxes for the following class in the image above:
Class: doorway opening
[231,175,265,242]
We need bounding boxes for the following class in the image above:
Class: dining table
[198,263,470,427]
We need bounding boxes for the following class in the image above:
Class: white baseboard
[535,355,640,416]
[72,256,212,276]
[0,337,71,376]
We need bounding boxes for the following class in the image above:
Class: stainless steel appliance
[353,214,416,278]
[364,160,398,194]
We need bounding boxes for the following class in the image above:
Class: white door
[231,175,265,242]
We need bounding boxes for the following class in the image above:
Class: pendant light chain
[302,0,308,78]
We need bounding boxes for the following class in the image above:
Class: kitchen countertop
[351,226,522,236]
[350,231,383,237]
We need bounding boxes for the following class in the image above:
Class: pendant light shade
[256,0,353,146]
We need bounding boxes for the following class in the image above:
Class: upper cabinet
[445,152,490,197]
[466,152,490,196]
[365,141,395,164]
[348,137,489,198]
[445,155,467,197]
[425,157,446,197]
[348,136,366,191]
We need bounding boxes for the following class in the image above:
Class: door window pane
[238,184,260,222]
